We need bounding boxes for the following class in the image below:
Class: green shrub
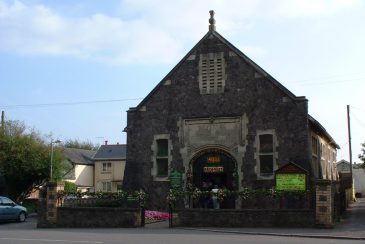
[64,181,77,192]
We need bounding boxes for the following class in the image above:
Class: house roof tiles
[93,144,127,160]
[63,148,95,165]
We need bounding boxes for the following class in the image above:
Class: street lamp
[50,139,61,181]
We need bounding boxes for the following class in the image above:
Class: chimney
[105,140,108,145]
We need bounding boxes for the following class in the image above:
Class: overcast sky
[0,0,364,162]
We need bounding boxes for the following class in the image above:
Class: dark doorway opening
[190,148,237,209]
[202,173,227,188]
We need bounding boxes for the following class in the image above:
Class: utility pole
[347,105,353,187]
[1,111,4,135]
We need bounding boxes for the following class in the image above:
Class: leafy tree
[63,139,99,151]
[0,120,65,202]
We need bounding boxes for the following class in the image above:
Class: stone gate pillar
[37,181,64,228]
[316,180,333,228]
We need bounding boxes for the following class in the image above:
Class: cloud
[0,0,182,64]
[269,0,361,18]
[0,0,361,65]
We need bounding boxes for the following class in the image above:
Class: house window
[312,136,318,156]
[198,52,226,94]
[255,130,277,179]
[259,134,274,175]
[102,181,112,192]
[102,162,112,172]
[151,135,172,180]
[156,139,169,177]
[320,143,325,159]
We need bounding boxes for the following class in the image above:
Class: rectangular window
[156,139,169,177]
[258,134,275,176]
[259,134,273,153]
[157,139,168,157]
[102,182,112,192]
[260,155,274,174]
[312,136,318,156]
[102,162,112,172]
[156,158,169,177]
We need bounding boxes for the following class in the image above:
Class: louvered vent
[198,52,226,94]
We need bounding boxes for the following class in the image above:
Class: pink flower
[145,210,170,221]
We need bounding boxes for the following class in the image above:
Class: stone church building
[123,11,339,210]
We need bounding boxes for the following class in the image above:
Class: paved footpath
[179,198,365,240]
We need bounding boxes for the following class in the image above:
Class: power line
[351,106,365,113]
[0,98,144,109]
[287,71,365,83]
[351,110,365,129]
[288,77,365,86]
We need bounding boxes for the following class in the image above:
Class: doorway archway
[188,148,238,191]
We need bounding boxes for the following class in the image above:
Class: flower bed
[145,210,170,224]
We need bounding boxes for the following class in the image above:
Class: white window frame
[102,162,112,172]
[102,181,112,192]
[254,129,278,180]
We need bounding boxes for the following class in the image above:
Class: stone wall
[173,208,315,227]
[56,207,142,228]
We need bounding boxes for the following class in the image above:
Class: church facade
[123,11,339,210]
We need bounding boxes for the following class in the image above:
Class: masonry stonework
[123,29,311,210]
[316,180,334,227]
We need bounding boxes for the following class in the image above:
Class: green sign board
[276,173,306,191]
[170,170,182,188]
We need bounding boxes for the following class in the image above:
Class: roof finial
[209,10,216,32]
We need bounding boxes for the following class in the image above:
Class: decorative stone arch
[186,146,238,191]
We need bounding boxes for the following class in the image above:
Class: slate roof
[337,159,350,165]
[93,144,127,160]
[308,115,340,149]
[63,148,95,165]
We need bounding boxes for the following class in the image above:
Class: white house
[63,148,95,192]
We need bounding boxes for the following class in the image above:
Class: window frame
[255,130,278,179]
[156,138,169,177]
[102,162,112,172]
[151,134,172,181]
[102,181,112,192]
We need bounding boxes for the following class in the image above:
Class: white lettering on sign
[203,166,224,173]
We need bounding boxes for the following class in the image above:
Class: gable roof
[129,29,306,112]
[63,148,95,166]
[93,144,127,160]
[308,115,340,149]
[337,159,350,165]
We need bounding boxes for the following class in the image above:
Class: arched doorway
[188,148,238,208]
